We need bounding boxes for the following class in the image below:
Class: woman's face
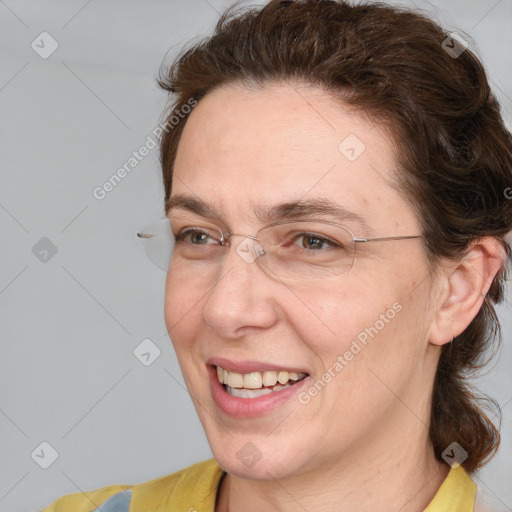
[165,81,439,480]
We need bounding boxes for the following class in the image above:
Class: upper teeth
[216,366,306,389]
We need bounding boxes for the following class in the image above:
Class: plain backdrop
[1,1,511,511]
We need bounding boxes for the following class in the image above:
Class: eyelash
[175,227,341,251]
[175,228,220,245]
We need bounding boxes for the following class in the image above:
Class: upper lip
[207,357,310,375]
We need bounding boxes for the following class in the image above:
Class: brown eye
[294,233,338,251]
[301,235,327,250]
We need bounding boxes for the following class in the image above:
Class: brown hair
[158,0,512,472]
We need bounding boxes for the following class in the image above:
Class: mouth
[206,360,310,418]
[216,365,308,399]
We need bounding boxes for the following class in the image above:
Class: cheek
[292,270,427,406]
[294,282,413,401]
[164,261,206,351]
[290,275,402,356]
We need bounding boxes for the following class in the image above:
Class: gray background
[0,1,511,511]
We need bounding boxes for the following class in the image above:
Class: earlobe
[428,238,506,347]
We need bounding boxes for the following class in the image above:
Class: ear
[428,237,506,347]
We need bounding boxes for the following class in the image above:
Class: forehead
[172,81,419,234]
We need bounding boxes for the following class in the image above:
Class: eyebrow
[166,194,374,235]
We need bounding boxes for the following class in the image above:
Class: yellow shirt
[41,458,476,512]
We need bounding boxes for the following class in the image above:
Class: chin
[204,426,316,481]
[213,447,302,481]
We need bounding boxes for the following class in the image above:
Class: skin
[164,81,505,512]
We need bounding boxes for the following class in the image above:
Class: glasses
[137,218,424,283]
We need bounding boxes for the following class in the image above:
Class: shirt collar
[424,466,476,512]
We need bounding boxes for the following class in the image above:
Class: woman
[43,0,512,510]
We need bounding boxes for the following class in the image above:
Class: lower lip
[208,366,309,418]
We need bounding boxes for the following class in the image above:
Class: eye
[175,228,222,246]
[292,232,340,251]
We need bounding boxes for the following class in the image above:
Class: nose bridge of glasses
[225,232,266,265]
[225,232,259,242]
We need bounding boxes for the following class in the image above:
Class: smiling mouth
[216,365,308,399]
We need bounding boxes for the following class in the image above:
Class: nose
[202,234,278,339]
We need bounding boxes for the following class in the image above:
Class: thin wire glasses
[137,218,425,283]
